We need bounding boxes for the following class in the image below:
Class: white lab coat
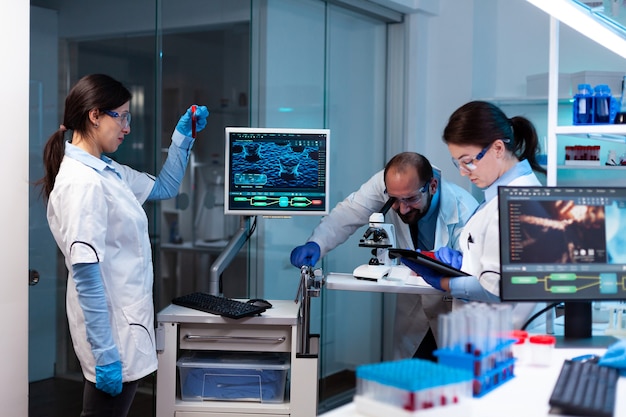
[456,171,544,329]
[308,169,479,359]
[47,144,158,383]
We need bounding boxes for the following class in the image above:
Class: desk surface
[157,300,299,325]
[326,273,441,295]
[319,348,625,417]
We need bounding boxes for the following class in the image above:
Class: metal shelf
[558,164,626,170]
[555,124,626,135]
[555,125,626,145]
[479,97,571,106]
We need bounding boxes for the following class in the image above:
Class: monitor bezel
[223,126,331,217]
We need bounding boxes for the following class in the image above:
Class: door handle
[29,269,40,286]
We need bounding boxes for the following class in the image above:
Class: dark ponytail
[510,116,546,174]
[39,129,68,198]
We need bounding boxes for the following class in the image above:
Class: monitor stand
[555,301,617,348]
[208,216,254,295]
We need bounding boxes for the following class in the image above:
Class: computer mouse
[247,298,273,309]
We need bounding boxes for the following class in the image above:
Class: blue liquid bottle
[573,83,593,125]
[594,84,612,124]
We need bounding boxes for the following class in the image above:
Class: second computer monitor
[498,185,626,302]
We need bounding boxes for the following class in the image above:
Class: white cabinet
[155,302,319,417]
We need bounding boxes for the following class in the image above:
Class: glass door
[29,1,253,414]
[29,2,162,414]
[249,0,394,410]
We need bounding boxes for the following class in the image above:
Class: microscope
[352,212,399,280]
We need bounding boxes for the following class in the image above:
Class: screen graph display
[499,186,626,302]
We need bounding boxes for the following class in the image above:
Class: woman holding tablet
[401,100,546,329]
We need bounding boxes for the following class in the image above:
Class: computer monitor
[224,127,330,216]
[498,185,626,340]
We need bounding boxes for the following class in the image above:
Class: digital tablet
[387,248,470,277]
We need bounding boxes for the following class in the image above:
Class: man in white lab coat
[290,152,478,359]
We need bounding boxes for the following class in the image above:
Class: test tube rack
[354,358,473,416]
[433,338,517,398]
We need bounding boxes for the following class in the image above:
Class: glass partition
[158,0,250,308]
[30,0,161,383]
[249,1,389,409]
[29,1,252,413]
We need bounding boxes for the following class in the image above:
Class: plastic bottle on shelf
[615,75,626,124]
[607,150,618,166]
[573,83,593,125]
[593,84,612,124]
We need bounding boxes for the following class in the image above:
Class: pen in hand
[191,105,197,139]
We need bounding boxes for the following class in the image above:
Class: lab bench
[319,347,626,417]
[155,301,318,416]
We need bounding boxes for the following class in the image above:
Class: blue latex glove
[176,105,209,137]
[435,247,463,269]
[96,360,123,396]
[400,257,445,291]
[598,339,626,376]
[290,241,321,268]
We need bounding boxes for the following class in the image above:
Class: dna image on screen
[232,140,320,188]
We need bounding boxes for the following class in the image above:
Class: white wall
[405,0,476,187]
[0,1,29,415]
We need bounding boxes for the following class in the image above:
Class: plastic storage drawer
[177,351,289,403]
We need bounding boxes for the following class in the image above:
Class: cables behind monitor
[521,302,562,331]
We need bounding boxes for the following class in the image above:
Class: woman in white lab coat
[39,74,209,417]
[402,100,546,330]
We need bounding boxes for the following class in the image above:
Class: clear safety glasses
[451,138,510,173]
[386,178,431,206]
[103,110,132,129]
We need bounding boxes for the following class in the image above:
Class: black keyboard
[549,358,619,417]
[172,292,267,319]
